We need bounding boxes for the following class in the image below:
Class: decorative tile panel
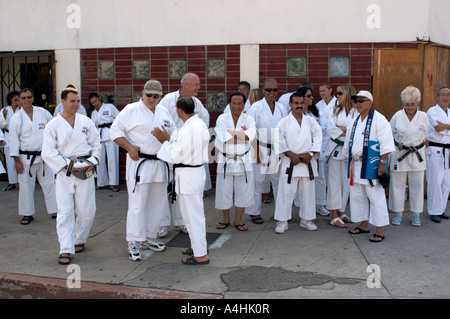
[132,60,150,79]
[98,92,115,105]
[169,59,187,79]
[329,56,350,77]
[133,91,142,102]
[97,61,114,79]
[207,92,226,112]
[207,59,226,78]
[287,57,307,77]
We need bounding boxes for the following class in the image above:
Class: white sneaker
[316,205,330,216]
[275,221,288,234]
[128,241,142,261]
[139,238,166,252]
[157,226,169,238]
[300,219,318,231]
[174,225,188,233]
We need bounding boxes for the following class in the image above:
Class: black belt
[66,155,91,177]
[19,150,42,177]
[257,140,273,167]
[395,141,425,163]
[429,141,450,168]
[97,123,113,139]
[171,163,203,203]
[286,160,314,184]
[133,151,169,193]
[222,149,249,183]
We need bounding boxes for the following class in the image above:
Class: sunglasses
[354,99,370,104]
[264,88,278,92]
[145,93,161,99]
[336,92,344,96]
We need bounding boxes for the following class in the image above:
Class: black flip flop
[216,222,230,229]
[20,216,34,225]
[250,215,264,224]
[182,256,210,265]
[348,226,370,234]
[234,224,248,231]
[369,233,385,243]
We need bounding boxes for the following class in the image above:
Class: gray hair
[400,86,421,104]
[181,73,198,87]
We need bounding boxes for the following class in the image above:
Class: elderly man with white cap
[342,91,395,242]
[110,80,177,261]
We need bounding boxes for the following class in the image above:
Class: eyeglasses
[305,94,313,98]
[145,93,161,99]
[354,99,370,104]
[336,92,344,96]
[20,96,33,100]
[264,88,278,92]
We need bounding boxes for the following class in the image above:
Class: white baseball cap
[351,90,373,102]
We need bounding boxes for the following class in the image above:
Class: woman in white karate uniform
[324,85,357,228]
[0,91,21,191]
[389,86,429,226]
[89,93,120,192]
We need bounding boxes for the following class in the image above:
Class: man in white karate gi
[9,88,58,225]
[157,73,210,237]
[274,92,322,233]
[426,87,450,223]
[42,87,101,265]
[215,92,256,231]
[90,93,120,192]
[246,78,288,224]
[343,91,395,242]
[109,80,176,261]
[153,95,210,265]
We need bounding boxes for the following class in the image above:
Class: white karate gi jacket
[157,115,209,195]
[316,97,337,158]
[109,100,177,185]
[0,106,20,147]
[159,90,210,128]
[390,110,429,172]
[324,107,358,160]
[9,106,53,165]
[41,113,101,174]
[276,113,322,178]
[214,112,256,175]
[91,103,120,142]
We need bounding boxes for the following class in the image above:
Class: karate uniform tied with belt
[91,103,120,187]
[9,107,58,217]
[109,100,177,242]
[41,113,101,255]
[157,115,210,257]
[389,110,429,214]
[0,105,20,184]
[246,98,287,216]
[274,113,322,222]
[324,107,358,212]
[0,130,6,174]
[214,111,257,210]
[342,109,395,227]
[426,104,450,216]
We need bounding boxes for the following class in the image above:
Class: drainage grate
[165,232,221,248]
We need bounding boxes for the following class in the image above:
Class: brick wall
[80,42,417,185]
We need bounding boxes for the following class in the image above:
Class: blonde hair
[333,85,356,117]
[249,88,263,105]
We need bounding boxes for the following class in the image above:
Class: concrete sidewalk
[1,180,450,299]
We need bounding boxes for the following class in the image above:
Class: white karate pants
[18,162,57,216]
[349,182,389,227]
[274,174,316,222]
[426,147,450,216]
[5,146,18,184]
[246,163,279,216]
[96,140,119,187]
[315,158,328,206]
[177,192,208,257]
[55,172,96,255]
[326,157,349,212]
[389,170,424,213]
[125,181,169,242]
[215,172,255,210]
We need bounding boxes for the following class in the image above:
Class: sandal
[58,254,71,265]
[369,233,385,243]
[182,255,209,265]
[250,215,264,224]
[263,198,271,204]
[339,214,352,223]
[328,217,347,228]
[20,216,34,225]
[110,186,120,192]
[95,186,108,190]
[182,248,194,256]
[234,224,248,231]
[75,244,85,253]
[2,184,16,191]
[216,222,230,229]
[349,226,370,234]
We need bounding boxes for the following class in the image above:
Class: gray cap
[144,80,163,95]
